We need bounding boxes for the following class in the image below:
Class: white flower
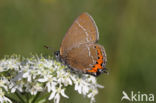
[0,78,8,91]
[23,70,32,82]
[9,81,23,93]
[71,75,90,95]
[38,75,57,92]
[76,79,89,95]
[0,89,12,103]
[28,83,43,95]
[40,59,55,69]
[87,89,98,103]
[0,66,3,72]
[56,70,72,86]
[49,84,69,103]
[0,57,20,71]
[22,65,38,82]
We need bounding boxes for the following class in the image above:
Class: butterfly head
[54,51,61,61]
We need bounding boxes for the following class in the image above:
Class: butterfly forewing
[60,13,99,56]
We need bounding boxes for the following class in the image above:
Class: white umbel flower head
[0,54,105,103]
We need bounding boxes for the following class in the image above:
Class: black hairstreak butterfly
[54,13,107,76]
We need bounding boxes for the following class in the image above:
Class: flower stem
[15,91,25,103]
[5,95,19,103]
[32,92,40,103]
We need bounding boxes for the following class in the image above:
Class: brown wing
[61,43,106,73]
[60,12,99,55]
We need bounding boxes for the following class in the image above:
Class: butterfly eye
[54,51,60,58]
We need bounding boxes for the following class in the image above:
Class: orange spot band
[87,46,104,73]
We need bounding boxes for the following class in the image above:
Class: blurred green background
[0,0,156,103]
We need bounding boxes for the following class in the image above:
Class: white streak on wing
[88,14,99,41]
[75,21,89,42]
[86,44,95,65]
[87,46,91,56]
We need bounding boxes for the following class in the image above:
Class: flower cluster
[0,54,104,103]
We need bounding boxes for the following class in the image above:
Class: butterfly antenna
[44,45,54,50]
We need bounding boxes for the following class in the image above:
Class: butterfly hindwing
[61,43,106,76]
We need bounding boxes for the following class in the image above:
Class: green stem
[26,92,29,103]
[15,91,25,103]
[5,95,20,103]
[32,92,40,103]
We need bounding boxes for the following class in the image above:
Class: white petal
[51,83,57,91]
[82,86,89,95]
[54,93,60,103]
[67,78,72,85]
[28,76,31,82]
[77,86,82,94]
[11,87,16,93]
[4,96,12,103]
[87,93,92,98]
[74,83,78,91]
[61,89,69,98]
[2,85,8,91]
[23,72,29,78]
[38,78,47,82]
[46,83,51,92]
[49,91,56,100]
[96,84,104,88]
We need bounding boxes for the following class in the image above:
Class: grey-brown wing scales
[60,13,99,56]
[61,43,106,73]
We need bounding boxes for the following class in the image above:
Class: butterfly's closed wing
[54,12,107,76]
[60,13,99,55]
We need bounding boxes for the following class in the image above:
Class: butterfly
[54,12,107,76]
